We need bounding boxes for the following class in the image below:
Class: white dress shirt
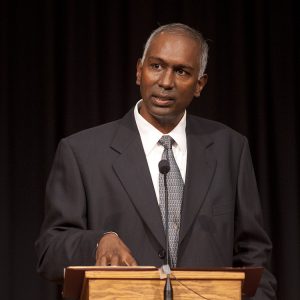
[134,100,187,204]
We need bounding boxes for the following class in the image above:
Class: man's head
[142,23,209,78]
[136,23,208,133]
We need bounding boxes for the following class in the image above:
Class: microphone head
[159,159,170,174]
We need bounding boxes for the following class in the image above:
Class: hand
[95,233,138,266]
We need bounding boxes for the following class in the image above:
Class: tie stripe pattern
[159,135,184,267]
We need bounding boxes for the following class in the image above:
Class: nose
[158,69,174,90]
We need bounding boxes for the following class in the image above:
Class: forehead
[145,32,200,67]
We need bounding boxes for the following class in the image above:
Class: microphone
[159,159,173,300]
[159,159,170,175]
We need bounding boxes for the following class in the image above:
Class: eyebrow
[147,56,195,71]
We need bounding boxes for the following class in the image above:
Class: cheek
[179,83,197,98]
[140,75,151,90]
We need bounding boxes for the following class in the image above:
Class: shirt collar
[134,100,187,156]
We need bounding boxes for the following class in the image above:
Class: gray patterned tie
[159,135,184,267]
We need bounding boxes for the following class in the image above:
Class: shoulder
[62,108,135,147]
[187,115,252,172]
[62,119,121,150]
[57,108,137,158]
[188,114,245,141]
[51,121,119,164]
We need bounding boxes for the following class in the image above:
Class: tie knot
[159,135,174,150]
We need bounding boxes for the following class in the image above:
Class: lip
[152,95,175,106]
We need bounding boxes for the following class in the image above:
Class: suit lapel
[110,110,166,248]
[179,116,217,244]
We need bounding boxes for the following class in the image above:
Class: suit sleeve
[234,137,277,299]
[35,139,103,282]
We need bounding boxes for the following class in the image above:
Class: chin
[151,110,179,123]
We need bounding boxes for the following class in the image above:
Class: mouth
[151,94,175,106]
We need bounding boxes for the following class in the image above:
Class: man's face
[136,32,207,131]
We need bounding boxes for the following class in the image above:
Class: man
[36,23,276,299]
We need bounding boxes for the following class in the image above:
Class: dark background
[1,0,299,299]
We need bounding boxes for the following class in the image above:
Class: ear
[194,74,208,98]
[136,58,143,86]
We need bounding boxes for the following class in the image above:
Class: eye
[176,68,188,76]
[150,63,162,70]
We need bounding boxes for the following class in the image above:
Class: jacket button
[158,249,166,259]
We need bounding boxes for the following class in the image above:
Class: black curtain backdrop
[1,1,299,299]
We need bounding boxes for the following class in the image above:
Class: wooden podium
[63,266,262,300]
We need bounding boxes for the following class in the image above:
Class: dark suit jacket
[35,108,276,299]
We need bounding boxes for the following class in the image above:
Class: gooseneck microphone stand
[158,159,173,300]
